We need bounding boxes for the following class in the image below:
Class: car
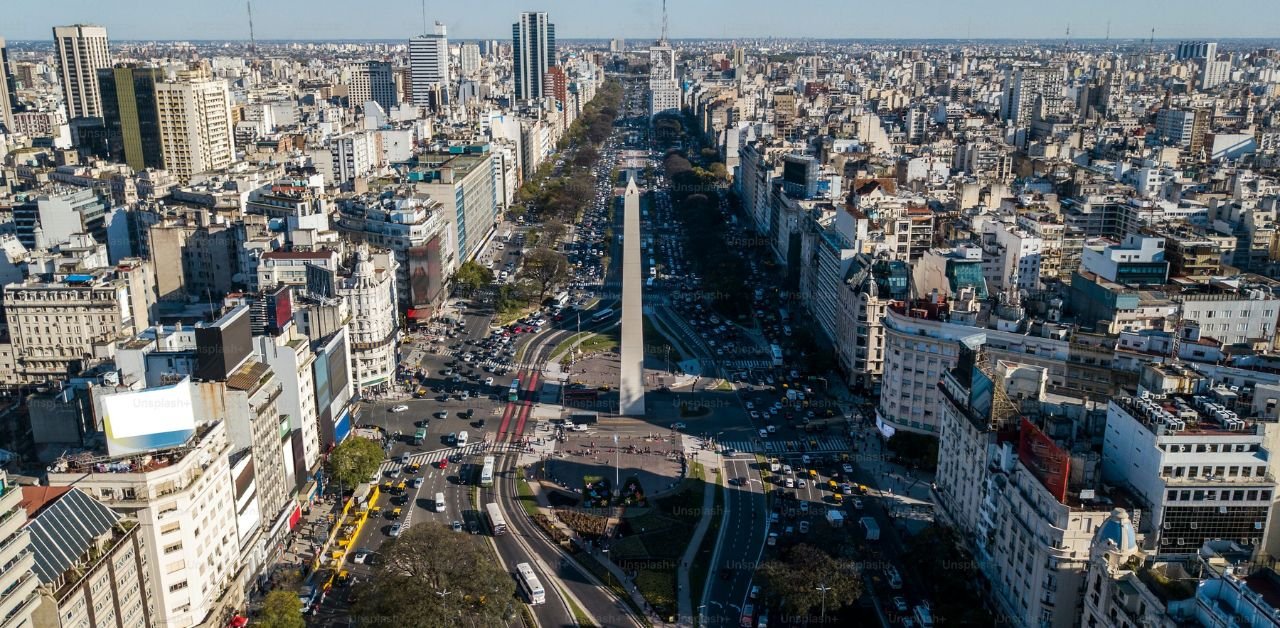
[769,512,780,524]
[351,548,373,564]
[767,424,778,433]
[798,520,810,534]
[801,454,811,465]
[390,404,409,412]
[389,523,405,538]
[797,478,807,488]
[852,498,864,510]
[434,411,448,419]
[758,428,768,438]
[451,520,464,532]
[842,463,854,474]
[484,377,494,386]
[749,585,760,599]
[799,501,810,513]
[893,597,910,613]
[411,477,424,488]
[750,410,761,420]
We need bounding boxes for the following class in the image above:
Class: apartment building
[154,69,236,181]
[46,420,241,628]
[24,487,154,628]
[53,25,111,120]
[336,247,399,392]
[407,147,499,264]
[0,471,41,628]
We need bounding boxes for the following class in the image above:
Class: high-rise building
[23,487,155,628]
[1001,64,1065,126]
[346,60,397,113]
[154,69,236,181]
[648,39,679,117]
[53,24,112,120]
[512,11,556,101]
[98,66,164,172]
[337,247,399,392]
[460,42,482,77]
[0,471,42,628]
[0,37,16,132]
[410,22,449,109]
[1176,40,1217,61]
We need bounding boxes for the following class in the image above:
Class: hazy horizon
[6,0,1280,42]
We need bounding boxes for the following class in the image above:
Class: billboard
[102,379,198,456]
[408,236,443,311]
[305,263,336,298]
[195,305,253,381]
[1017,417,1070,504]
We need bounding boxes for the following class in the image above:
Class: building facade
[53,24,111,120]
[512,12,555,101]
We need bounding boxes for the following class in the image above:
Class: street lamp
[815,583,831,623]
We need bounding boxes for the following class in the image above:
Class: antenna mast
[246,0,256,54]
[661,0,669,43]
[422,0,428,37]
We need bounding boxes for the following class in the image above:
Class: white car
[390,405,409,413]
[389,523,405,538]
[670,422,686,430]
[485,377,495,386]
[842,463,854,474]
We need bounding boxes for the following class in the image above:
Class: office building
[53,24,112,120]
[23,487,154,628]
[460,42,482,77]
[407,147,498,265]
[409,22,449,109]
[346,60,397,113]
[154,69,236,181]
[0,38,15,132]
[649,31,679,118]
[329,131,380,185]
[98,66,164,172]
[0,471,41,628]
[512,12,556,101]
[1176,41,1217,61]
[1102,386,1278,554]
[12,186,112,250]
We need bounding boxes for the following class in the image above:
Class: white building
[460,43,481,77]
[329,131,379,185]
[410,23,449,109]
[0,470,41,628]
[1101,391,1278,554]
[154,69,236,181]
[649,39,679,118]
[345,60,397,113]
[53,24,111,120]
[46,421,242,628]
[337,247,399,392]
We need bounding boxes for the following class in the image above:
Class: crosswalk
[444,351,536,372]
[379,443,492,475]
[717,436,852,455]
[723,359,773,369]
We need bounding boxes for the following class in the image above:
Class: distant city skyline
[6,0,1280,42]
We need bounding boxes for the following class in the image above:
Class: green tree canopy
[353,522,517,627]
[453,260,494,294]
[326,436,383,490]
[757,543,863,618]
[519,247,571,304]
[257,590,305,628]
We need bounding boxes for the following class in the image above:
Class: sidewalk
[677,435,723,628]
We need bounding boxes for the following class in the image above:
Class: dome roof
[1095,507,1138,554]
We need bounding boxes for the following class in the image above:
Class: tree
[757,544,862,618]
[258,590,305,628]
[353,522,517,627]
[326,437,383,492]
[453,261,494,294]
[519,247,570,304]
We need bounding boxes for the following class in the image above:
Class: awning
[229,616,248,628]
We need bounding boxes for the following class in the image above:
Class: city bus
[590,308,614,323]
[508,379,521,402]
[515,562,545,605]
[770,344,784,367]
[479,456,495,487]
[486,502,508,535]
[412,428,427,446]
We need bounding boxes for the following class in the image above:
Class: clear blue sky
[6,0,1279,41]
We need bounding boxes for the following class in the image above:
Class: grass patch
[634,569,677,621]
[711,379,734,392]
[515,473,540,517]
[691,474,724,622]
[560,584,597,628]
[553,328,621,364]
[642,315,685,365]
[496,303,539,327]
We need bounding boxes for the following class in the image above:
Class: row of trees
[665,150,753,319]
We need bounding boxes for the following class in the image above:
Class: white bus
[515,562,545,605]
[480,456,495,488]
[591,308,614,323]
[770,344,784,367]
[485,502,508,536]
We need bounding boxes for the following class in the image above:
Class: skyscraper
[410,22,449,109]
[346,60,397,112]
[99,65,164,171]
[460,42,482,77]
[0,38,15,132]
[512,11,556,101]
[648,2,679,118]
[154,68,236,181]
[53,24,112,119]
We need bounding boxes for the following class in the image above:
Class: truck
[826,510,846,528]
[860,516,880,540]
